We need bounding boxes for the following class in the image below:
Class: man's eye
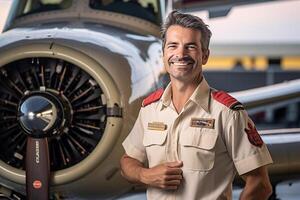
[167,45,176,49]
[187,45,196,49]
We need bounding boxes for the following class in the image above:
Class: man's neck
[171,75,203,114]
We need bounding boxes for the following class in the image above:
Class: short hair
[161,10,212,51]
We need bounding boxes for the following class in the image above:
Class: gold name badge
[190,118,215,129]
[147,122,167,131]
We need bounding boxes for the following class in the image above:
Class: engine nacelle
[0,25,163,198]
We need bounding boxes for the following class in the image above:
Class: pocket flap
[180,128,218,150]
[143,130,168,147]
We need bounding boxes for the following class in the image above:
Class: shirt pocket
[179,128,218,171]
[143,130,168,167]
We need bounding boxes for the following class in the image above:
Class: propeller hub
[19,93,64,137]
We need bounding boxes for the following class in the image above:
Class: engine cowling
[0,41,125,193]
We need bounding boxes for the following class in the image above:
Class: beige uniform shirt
[122,78,273,200]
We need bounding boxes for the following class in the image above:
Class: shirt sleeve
[224,110,273,175]
[122,110,147,163]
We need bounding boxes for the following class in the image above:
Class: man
[120,11,273,200]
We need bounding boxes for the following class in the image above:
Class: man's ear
[202,49,210,65]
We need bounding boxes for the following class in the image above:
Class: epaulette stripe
[212,91,244,110]
[142,88,164,107]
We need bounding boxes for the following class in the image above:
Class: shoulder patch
[212,91,244,110]
[142,88,164,107]
[244,122,263,148]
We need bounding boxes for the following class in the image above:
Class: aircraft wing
[174,0,281,17]
[230,79,300,114]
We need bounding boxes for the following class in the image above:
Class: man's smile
[169,57,195,67]
[170,61,194,66]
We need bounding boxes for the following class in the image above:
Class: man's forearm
[240,167,272,200]
[120,154,145,184]
[239,181,272,200]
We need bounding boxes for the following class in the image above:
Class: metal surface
[19,96,58,133]
[5,0,161,37]
[231,79,300,114]
[174,0,279,14]
[26,137,50,200]
[262,129,300,182]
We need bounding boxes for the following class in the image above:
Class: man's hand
[120,154,183,190]
[140,161,183,190]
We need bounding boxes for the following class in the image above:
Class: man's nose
[175,46,186,58]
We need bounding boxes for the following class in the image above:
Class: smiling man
[120,11,273,200]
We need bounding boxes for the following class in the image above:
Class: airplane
[0,0,299,199]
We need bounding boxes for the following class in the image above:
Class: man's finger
[165,174,183,181]
[163,185,178,190]
[165,179,181,186]
[166,161,183,168]
[165,168,182,175]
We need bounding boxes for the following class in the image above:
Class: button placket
[170,113,184,162]
[165,101,186,162]
[164,106,177,162]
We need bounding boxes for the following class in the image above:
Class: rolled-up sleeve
[122,110,146,163]
[224,110,273,175]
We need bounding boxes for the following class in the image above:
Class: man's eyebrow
[185,42,198,46]
[166,42,178,45]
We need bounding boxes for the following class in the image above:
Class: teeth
[171,62,192,66]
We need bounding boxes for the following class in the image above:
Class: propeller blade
[26,137,50,200]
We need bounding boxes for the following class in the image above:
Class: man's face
[163,25,209,83]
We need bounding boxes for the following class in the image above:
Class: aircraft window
[19,0,72,16]
[90,0,160,25]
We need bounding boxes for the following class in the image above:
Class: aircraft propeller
[19,95,63,199]
[0,57,107,198]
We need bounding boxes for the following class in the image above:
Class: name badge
[190,118,215,129]
[147,122,167,131]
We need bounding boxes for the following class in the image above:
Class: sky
[0,0,300,44]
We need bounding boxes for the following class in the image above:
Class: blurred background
[1,0,299,129]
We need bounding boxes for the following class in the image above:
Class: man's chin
[170,73,190,80]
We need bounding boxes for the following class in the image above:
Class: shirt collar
[161,82,172,108]
[159,77,211,113]
[189,77,211,113]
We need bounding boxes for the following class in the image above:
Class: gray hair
[161,10,212,51]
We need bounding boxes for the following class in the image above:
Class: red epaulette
[142,88,164,107]
[212,91,244,110]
